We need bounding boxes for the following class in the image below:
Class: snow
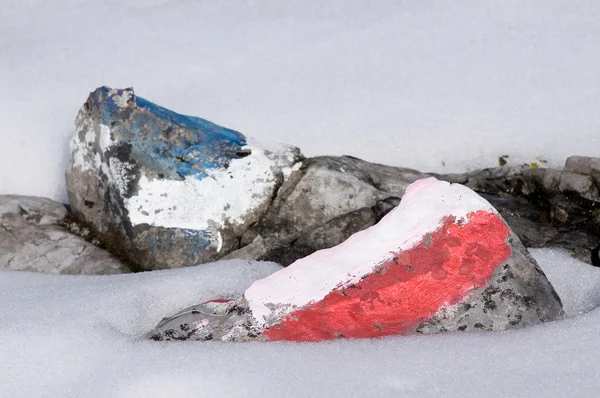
[1,0,600,202]
[246,177,497,325]
[2,252,600,397]
[2,1,600,396]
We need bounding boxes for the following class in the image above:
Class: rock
[224,197,401,266]
[441,163,600,263]
[146,299,252,342]
[256,156,425,239]
[0,195,130,274]
[66,87,301,270]
[224,156,426,266]
[147,178,563,342]
[64,87,600,272]
[227,156,600,267]
[564,156,600,183]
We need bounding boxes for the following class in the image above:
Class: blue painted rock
[148,178,564,341]
[66,87,301,270]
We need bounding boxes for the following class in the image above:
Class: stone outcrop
[65,87,600,272]
[147,178,564,342]
[66,87,301,271]
[0,195,129,274]
[225,156,600,267]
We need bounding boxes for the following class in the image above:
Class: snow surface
[2,252,600,397]
[2,1,600,397]
[246,177,497,324]
[1,0,600,202]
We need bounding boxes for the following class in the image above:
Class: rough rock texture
[66,86,301,270]
[224,156,600,267]
[0,195,129,274]
[441,161,600,263]
[225,156,424,265]
[564,155,600,183]
[147,178,563,342]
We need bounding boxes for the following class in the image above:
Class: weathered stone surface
[565,155,600,183]
[224,156,425,266]
[147,178,563,342]
[225,197,401,266]
[0,195,129,274]
[225,156,600,267]
[440,161,600,263]
[66,87,301,270]
[146,299,258,342]
[256,156,424,239]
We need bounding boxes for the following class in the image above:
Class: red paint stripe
[262,210,511,341]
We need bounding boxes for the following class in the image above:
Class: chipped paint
[125,144,276,230]
[70,86,286,231]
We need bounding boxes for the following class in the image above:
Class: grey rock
[146,299,262,342]
[225,156,425,266]
[0,195,130,274]
[440,161,600,263]
[66,87,301,271]
[258,156,425,238]
[226,197,400,266]
[565,155,600,182]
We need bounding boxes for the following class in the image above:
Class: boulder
[256,156,426,239]
[0,195,129,274]
[66,87,301,270]
[224,156,427,265]
[147,177,563,342]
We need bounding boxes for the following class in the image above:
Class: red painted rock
[148,177,564,342]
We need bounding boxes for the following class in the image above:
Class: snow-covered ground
[2,1,600,397]
[2,252,600,398]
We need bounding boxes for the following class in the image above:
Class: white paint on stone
[282,161,302,179]
[107,88,134,108]
[244,177,499,325]
[98,124,115,152]
[108,158,136,196]
[216,231,223,253]
[69,115,92,171]
[70,120,115,172]
[125,145,277,231]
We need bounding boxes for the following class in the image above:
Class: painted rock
[66,87,301,270]
[148,177,564,342]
